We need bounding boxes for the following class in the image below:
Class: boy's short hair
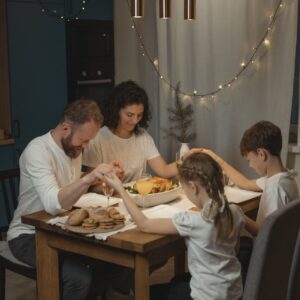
[240,121,282,157]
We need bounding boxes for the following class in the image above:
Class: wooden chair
[0,168,36,299]
[287,229,300,300]
[242,200,300,300]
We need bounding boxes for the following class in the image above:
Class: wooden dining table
[22,191,260,300]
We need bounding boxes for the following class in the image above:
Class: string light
[126,0,288,98]
[38,0,90,20]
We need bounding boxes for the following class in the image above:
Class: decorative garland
[126,0,288,100]
[38,0,92,21]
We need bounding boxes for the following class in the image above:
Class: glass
[136,172,152,209]
[102,181,114,208]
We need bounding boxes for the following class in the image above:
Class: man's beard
[61,133,83,159]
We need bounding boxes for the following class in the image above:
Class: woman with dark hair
[83,80,177,182]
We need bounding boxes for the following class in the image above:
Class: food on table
[135,180,153,197]
[125,177,179,195]
[82,217,98,230]
[67,208,89,226]
[67,206,125,231]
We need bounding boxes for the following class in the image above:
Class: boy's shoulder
[265,171,299,197]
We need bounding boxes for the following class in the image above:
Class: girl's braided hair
[178,152,234,240]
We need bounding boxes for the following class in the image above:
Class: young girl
[103,152,244,300]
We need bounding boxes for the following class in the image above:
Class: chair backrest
[0,168,20,235]
[287,230,300,300]
[242,200,300,300]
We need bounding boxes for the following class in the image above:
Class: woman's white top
[256,170,299,225]
[172,204,244,300]
[83,126,160,182]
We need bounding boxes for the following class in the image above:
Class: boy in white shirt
[193,120,299,236]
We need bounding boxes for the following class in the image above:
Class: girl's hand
[88,163,114,183]
[102,172,124,193]
[110,160,125,181]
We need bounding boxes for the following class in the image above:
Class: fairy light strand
[38,0,92,21]
[126,0,287,98]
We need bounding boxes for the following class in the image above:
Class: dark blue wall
[0,0,113,226]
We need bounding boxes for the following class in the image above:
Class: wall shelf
[0,139,15,146]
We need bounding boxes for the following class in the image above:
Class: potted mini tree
[162,83,196,159]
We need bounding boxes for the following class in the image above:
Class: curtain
[114,0,298,177]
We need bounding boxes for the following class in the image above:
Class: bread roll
[67,209,89,226]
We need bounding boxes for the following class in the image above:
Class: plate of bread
[124,176,181,208]
[65,207,126,234]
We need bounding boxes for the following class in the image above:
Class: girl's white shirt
[172,204,244,300]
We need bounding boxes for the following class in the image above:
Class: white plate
[124,181,182,208]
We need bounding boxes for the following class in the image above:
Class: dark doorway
[65,20,114,111]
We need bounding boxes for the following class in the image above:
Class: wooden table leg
[174,252,185,275]
[36,230,60,300]
[135,254,150,300]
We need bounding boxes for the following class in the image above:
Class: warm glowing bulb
[234,77,238,80]
[264,39,270,46]
[160,75,163,79]
[218,85,223,89]
[193,90,197,95]
[154,59,159,66]
[251,60,255,64]
[131,25,135,29]
[228,84,231,88]
[241,62,245,67]
[199,98,207,107]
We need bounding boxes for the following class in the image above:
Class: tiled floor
[5,258,174,300]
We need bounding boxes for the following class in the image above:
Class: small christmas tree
[162,83,196,143]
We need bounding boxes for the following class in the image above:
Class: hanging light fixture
[184,0,196,20]
[159,0,171,19]
[131,0,144,18]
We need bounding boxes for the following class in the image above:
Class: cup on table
[136,172,152,209]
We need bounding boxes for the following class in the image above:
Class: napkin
[74,192,122,208]
[225,186,262,204]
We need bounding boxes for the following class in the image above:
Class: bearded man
[7,99,131,300]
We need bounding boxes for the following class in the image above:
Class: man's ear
[257,148,268,161]
[61,122,72,137]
